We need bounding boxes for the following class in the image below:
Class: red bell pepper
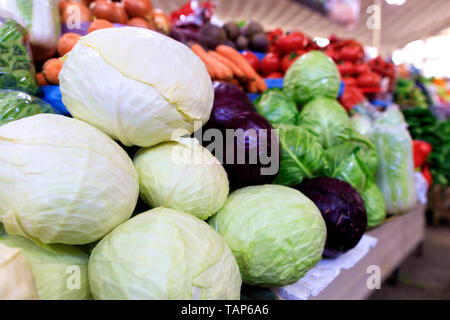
[413,140,433,168]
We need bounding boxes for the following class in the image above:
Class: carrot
[216,45,258,81]
[246,80,258,93]
[88,19,114,33]
[207,51,233,80]
[57,33,81,57]
[228,78,241,87]
[43,59,64,85]
[36,73,49,86]
[191,44,227,79]
[255,74,268,92]
[208,50,245,80]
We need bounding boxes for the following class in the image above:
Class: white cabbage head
[0,230,91,300]
[59,27,214,147]
[89,207,242,300]
[0,242,38,300]
[0,114,139,245]
[133,138,229,220]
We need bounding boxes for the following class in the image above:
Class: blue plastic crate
[40,85,70,116]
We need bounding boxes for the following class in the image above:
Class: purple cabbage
[201,83,280,189]
[295,177,367,258]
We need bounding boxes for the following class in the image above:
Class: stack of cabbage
[0,28,327,300]
[255,52,387,229]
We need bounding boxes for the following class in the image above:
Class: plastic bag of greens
[372,105,417,214]
[0,1,60,61]
[0,16,39,95]
[0,90,54,126]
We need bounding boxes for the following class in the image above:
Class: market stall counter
[275,204,425,300]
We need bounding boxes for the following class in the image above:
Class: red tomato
[275,32,305,56]
[354,63,370,75]
[339,45,364,62]
[324,48,339,61]
[268,28,283,44]
[281,50,306,74]
[357,72,382,88]
[337,61,355,76]
[342,77,357,87]
[260,52,281,76]
[241,51,260,73]
[266,72,283,79]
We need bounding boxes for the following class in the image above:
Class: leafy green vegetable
[350,113,373,136]
[296,97,350,148]
[360,182,386,228]
[0,90,54,126]
[283,50,340,106]
[273,124,328,186]
[254,88,298,125]
[402,107,450,186]
[349,129,378,175]
[324,142,368,192]
[372,107,417,214]
[0,19,39,95]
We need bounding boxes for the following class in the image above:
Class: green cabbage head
[254,88,299,125]
[89,208,242,300]
[209,184,326,286]
[273,124,328,186]
[360,182,386,228]
[296,97,350,148]
[283,50,340,106]
[0,114,139,244]
[60,27,214,147]
[133,138,229,220]
[0,229,91,300]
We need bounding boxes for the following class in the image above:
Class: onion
[60,1,93,23]
[152,9,170,35]
[127,17,155,30]
[123,0,153,20]
[90,0,128,24]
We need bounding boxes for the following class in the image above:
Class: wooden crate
[429,185,450,225]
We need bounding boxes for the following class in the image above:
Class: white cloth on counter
[271,234,378,300]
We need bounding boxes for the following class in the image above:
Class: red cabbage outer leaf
[222,111,280,189]
[203,82,256,132]
[295,177,367,258]
[202,83,280,189]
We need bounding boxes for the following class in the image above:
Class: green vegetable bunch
[255,93,385,227]
[403,107,450,185]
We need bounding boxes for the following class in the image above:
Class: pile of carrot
[191,44,268,94]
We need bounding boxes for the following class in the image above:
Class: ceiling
[152,0,450,55]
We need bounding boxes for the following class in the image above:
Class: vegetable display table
[309,204,426,300]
